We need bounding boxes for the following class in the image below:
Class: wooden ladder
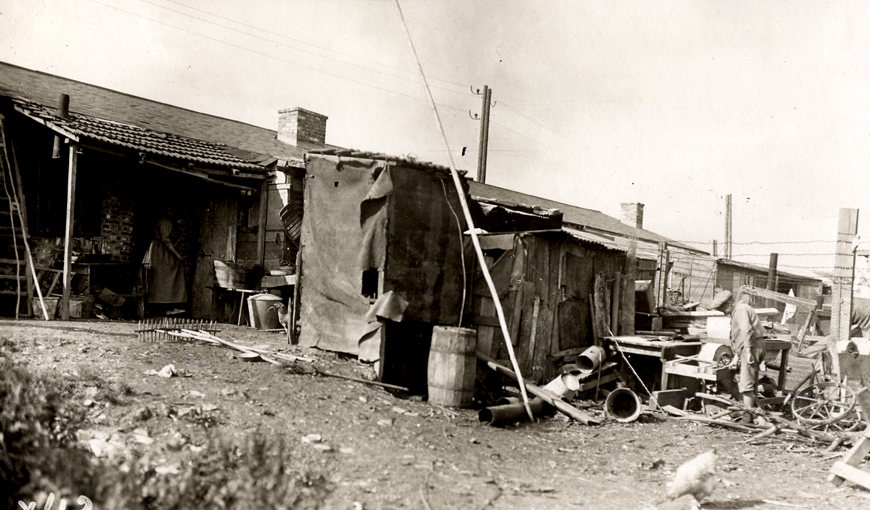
[0,107,46,319]
[829,387,870,489]
[0,122,28,316]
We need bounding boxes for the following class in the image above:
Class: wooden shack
[469,230,631,382]
[296,151,472,392]
[0,63,334,321]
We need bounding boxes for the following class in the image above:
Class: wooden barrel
[427,326,477,407]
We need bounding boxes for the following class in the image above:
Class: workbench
[660,338,792,394]
[604,336,703,391]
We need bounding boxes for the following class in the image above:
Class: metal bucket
[543,373,580,400]
[578,345,606,372]
[604,387,642,423]
[247,293,282,330]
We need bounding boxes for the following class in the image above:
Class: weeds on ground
[0,354,98,509]
[108,432,334,510]
[1,338,333,510]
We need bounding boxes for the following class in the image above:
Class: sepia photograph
[1,1,870,508]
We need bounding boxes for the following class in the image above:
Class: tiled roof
[0,62,336,167]
[15,100,265,170]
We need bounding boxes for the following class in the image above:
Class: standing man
[728,289,767,423]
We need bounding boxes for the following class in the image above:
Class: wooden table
[660,337,792,393]
[604,336,703,391]
[211,286,257,325]
[762,338,792,393]
[72,261,130,295]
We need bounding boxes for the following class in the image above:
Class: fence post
[831,208,859,380]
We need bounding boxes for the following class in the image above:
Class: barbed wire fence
[602,237,869,310]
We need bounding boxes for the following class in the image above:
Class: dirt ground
[2,319,869,510]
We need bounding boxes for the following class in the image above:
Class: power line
[160,0,472,90]
[83,0,471,112]
[489,121,571,157]
[498,101,584,149]
[135,0,475,98]
[90,0,596,165]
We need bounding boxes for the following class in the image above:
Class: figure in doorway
[138,218,188,315]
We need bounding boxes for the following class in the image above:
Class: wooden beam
[143,158,258,191]
[61,142,78,321]
[12,104,80,143]
[256,180,269,266]
[611,272,621,335]
[655,242,669,311]
[738,285,815,309]
[766,253,778,308]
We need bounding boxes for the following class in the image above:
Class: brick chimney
[277,107,328,146]
[620,202,644,230]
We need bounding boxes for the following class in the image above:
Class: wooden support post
[289,248,302,345]
[61,142,78,321]
[766,253,778,308]
[611,272,621,335]
[655,242,669,311]
[831,208,858,380]
[256,180,269,267]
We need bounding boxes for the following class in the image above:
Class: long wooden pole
[477,351,599,425]
[393,0,534,420]
[766,253,778,308]
[62,142,78,321]
[256,180,269,267]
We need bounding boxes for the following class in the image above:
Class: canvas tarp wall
[298,154,469,355]
[298,155,376,354]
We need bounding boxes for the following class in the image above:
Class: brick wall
[100,181,134,262]
[277,107,327,145]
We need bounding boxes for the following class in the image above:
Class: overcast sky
[2,0,869,274]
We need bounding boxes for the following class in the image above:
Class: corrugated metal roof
[15,100,266,171]
[468,180,703,256]
[306,149,468,176]
[562,227,623,252]
[716,258,827,285]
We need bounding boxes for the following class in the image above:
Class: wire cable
[84,0,471,112]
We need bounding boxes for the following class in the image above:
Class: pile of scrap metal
[477,345,645,426]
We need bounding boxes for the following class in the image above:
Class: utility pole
[831,208,859,381]
[724,194,732,259]
[476,85,492,183]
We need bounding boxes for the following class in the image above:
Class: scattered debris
[144,364,177,378]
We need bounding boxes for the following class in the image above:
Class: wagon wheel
[813,406,864,433]
[790,381,857,427]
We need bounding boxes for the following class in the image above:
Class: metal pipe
[479,397,547,425]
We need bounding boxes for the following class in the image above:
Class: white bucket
[543,373,580,400]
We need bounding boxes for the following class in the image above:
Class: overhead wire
[133,0,476,98]
[392,0,535,422]
[82,0,596,167]
[83,0,471,112]
[156,0,474,92]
